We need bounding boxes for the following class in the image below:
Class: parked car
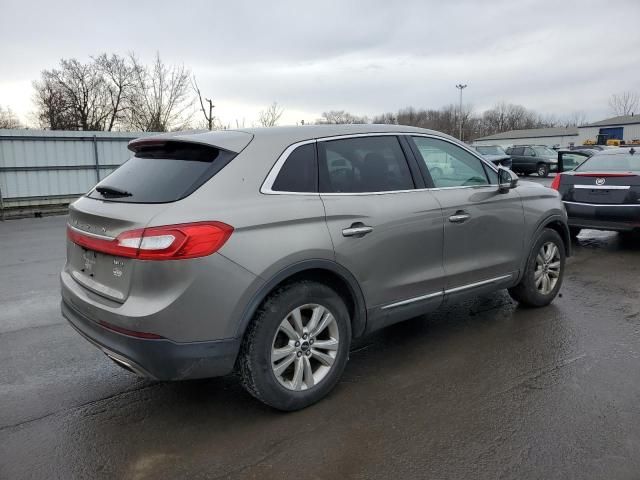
[61,125,570,410]
[473,145,513,169]
[505,145,559,177]
[551,146,640,236]
[557,148,597,171]
[570,145,617,152]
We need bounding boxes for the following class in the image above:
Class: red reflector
[67,221,233,260]
[550,174,562,190]
[98,320,164,339]
[575,173,636,177]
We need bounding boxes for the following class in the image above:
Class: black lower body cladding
[62,300,241,380]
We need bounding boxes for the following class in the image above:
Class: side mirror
[498,167,518,193]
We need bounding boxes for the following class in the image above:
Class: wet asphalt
[1,183,640,479]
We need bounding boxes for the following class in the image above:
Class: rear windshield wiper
[95,186,133,198]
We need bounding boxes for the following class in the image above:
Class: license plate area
[573,188,628,205]
[69,244,131,302]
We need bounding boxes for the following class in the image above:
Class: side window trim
[261,132,500,195]
[261,139,318,195]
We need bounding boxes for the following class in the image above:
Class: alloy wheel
[271,304,340,391]
[535,241,561,295]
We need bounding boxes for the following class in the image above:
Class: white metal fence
[0,129,155,218]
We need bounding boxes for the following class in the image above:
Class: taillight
[550,174,562,190]
[67,222,233,260]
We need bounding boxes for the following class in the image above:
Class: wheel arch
[517,214,571,283]
[236,260,367,340]
[541,217,571,257]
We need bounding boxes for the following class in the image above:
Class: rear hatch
[560,173,640,205]
[66,131,252,303]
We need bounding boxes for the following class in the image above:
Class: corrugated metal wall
[577,124,640,144]
[0,129,155,213]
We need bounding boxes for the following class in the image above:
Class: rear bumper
[62,299,241,380]
[564,201,640,232]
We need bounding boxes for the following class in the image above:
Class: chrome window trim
[319,184,499,196]
[260,139,318,195]
[563,200,640,207]
[572,185,630,190]
[380,273,513,311]
[260,132,500,196]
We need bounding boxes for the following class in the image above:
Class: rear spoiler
[128,130,254,154]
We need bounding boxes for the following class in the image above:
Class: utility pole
[456,84,467,141]
[205,98,214,130]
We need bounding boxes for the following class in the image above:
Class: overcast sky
[1,0,639,127]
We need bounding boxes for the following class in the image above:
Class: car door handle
[448,211,470,223]
[342,225,373,237]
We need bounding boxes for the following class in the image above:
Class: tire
[508,228,565,307]
[537,163,550,177]
[569,227,581,239]
[239,281,351,411]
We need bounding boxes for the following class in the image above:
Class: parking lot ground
[1,214,640,479]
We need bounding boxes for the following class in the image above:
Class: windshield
[476,146,505,155]
[533,146,557,157]
[575,152,640,172]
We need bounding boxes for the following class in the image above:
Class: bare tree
[93,53,136,131]
[609,92,639,116]
[317,110,367,124]
[0,105,23,129]
[371,112,397,124]
[127,53,193,132]
[258,102,284,127]
[33,55,129,131]
[479,102,545,137]
[32,73,76,130]
[48,58,112,130]
[559,111,588,127]
[192,75,215,130]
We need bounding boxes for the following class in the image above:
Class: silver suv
[61,125,570,410]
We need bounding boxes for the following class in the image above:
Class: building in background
[474,114,640,148]
[576,115,640,145]
[473,127,578,148]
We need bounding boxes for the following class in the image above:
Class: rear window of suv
[87,141,236,203]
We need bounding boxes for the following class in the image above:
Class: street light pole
[455,84,467,141]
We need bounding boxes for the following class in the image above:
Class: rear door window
[87,142,235,203]
[272,143,317,192]
[318,136,415,193]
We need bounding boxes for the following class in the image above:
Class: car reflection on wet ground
[1,216,639,479]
